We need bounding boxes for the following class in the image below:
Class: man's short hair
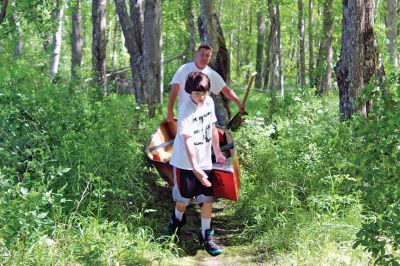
[197,44,213,53]
[184,72,210,94]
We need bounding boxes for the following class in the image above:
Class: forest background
[0,0,399,265]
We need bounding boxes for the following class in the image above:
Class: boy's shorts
[172,167,214,205]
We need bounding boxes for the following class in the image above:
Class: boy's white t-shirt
[170,62,226,107]
[170,95,217,170]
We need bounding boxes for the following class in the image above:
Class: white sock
[175,208,184,221]
[201,218,211,238]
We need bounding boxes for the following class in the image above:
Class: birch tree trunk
[71,0,83,78]
[114,0,145,104]
[263,22,271,91]
[198,0,231,127]
[50,1,64,78]
[92,0,107,92]
[143,0,163,117]
[335,0,379,120]
[12,1,23,58]
[236,6,242,78]
[386,0,398,72]
[298,0,306,88]
[255,12,265,89]
[187,0,196,59]
[315,0,333,94]
[308,0,314,87]
[111,17,120,69]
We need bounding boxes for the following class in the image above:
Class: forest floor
[151,180,264,266]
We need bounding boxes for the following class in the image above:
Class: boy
[167,72,226,256]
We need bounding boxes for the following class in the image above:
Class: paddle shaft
[241,73,257,108]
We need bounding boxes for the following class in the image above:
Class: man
[167,44,244,126]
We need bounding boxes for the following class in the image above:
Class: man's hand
[193,167,212,187]
[167,110,174,122]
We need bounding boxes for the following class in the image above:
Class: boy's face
[190,91,209,105]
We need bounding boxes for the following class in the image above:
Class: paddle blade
[227,111,248,131]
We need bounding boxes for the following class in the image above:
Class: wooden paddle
[227,72,257,131]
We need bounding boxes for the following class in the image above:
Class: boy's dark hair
[197,44,213,53]
[184,72,210,94]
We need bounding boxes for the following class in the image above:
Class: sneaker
[200,229,222,256]
[166,211,186,235]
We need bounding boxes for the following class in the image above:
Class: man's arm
[212,124,226,164]
[221,86,245,113]
[182,134,212,187]
[167,84,180,122]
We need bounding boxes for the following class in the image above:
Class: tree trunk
[268,0,279,116]
[143,0,163,117]
[50,1,64,78]
[187,0,196,59]
[198,0,231,126]
[243,2,253,78]
[298,0,306,88]
[71,0,83,78]
[92,0,107,92]
[315,0,334,94]
[111,16,120,69]
[308,0,314,87]
[277,3,284,97]
[235,6,242,78]
[12,11,23,57]
[255,12,265,89]
[263,22,271,91]
[335,0,379,120]
[0,0,8,24]
[114,0,145,104]
[386,0,398,72]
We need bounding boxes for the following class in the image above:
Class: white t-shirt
[170,96,217,170]
[170,62,226,107]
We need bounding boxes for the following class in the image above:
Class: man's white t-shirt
[170,62,226,108]
[170,95,217,170]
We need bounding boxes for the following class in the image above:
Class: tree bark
[0,0,8,24]
[114,0,145,104]
[143,0,163,117]
[50,0,64,78]
[277,3,284,97]
[255,12,265,89]
[268,0,279,116]
[263,21,271,91]
[308,0,314,87]
[386,0,398,72]
[187,0,196,59]
[111,16,120,69]
[12,4,23,58]
[198,0,231,126]
[315,0,333,94]
[71,0,83,78]
[335,0,379,120]
[298,0,306,88]
[92,0,107,92]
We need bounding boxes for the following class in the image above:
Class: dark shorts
[172,167,214,205]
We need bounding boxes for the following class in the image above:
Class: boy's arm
[212,124,227,164]
[182,134,212,187]
[167,84,180,122]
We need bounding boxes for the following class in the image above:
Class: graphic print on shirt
[192,111,212,146]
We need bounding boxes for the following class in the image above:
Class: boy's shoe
[200,229,222,256]
[166,212,186,235]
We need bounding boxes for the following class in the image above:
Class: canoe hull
[146,120,240,201]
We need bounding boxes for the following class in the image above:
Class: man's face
[195,48,212,68]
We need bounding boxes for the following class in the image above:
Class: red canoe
[146,120,240,201]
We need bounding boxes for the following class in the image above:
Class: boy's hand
[215,152,226,165]
[193,168,212,187]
